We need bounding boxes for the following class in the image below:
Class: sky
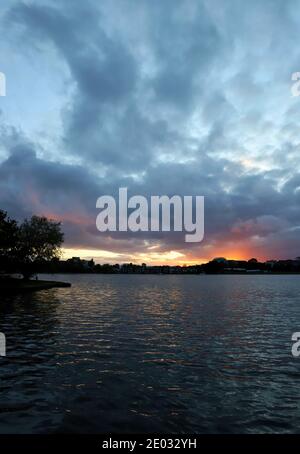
[1,0,300,265]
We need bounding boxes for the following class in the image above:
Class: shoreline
[0,279,71,294]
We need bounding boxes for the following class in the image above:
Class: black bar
[0,434,299,450]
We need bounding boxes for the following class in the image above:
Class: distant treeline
[38,256,300,274]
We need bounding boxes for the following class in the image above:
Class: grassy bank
[0,278,71,294]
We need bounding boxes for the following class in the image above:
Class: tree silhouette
[17,216,64,279]
[0,210,19,271]
[0,211,64,280]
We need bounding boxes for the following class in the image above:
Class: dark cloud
[1,131,300,261]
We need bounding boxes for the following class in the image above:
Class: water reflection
[1,274,300,433]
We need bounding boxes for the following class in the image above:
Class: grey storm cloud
[1,132,300,260]
[1,0,300,261]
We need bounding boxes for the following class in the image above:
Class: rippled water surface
[1,274,300,433]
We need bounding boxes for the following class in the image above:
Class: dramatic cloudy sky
[1,0,300,264]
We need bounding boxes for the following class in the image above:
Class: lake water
[1,274,300,433]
